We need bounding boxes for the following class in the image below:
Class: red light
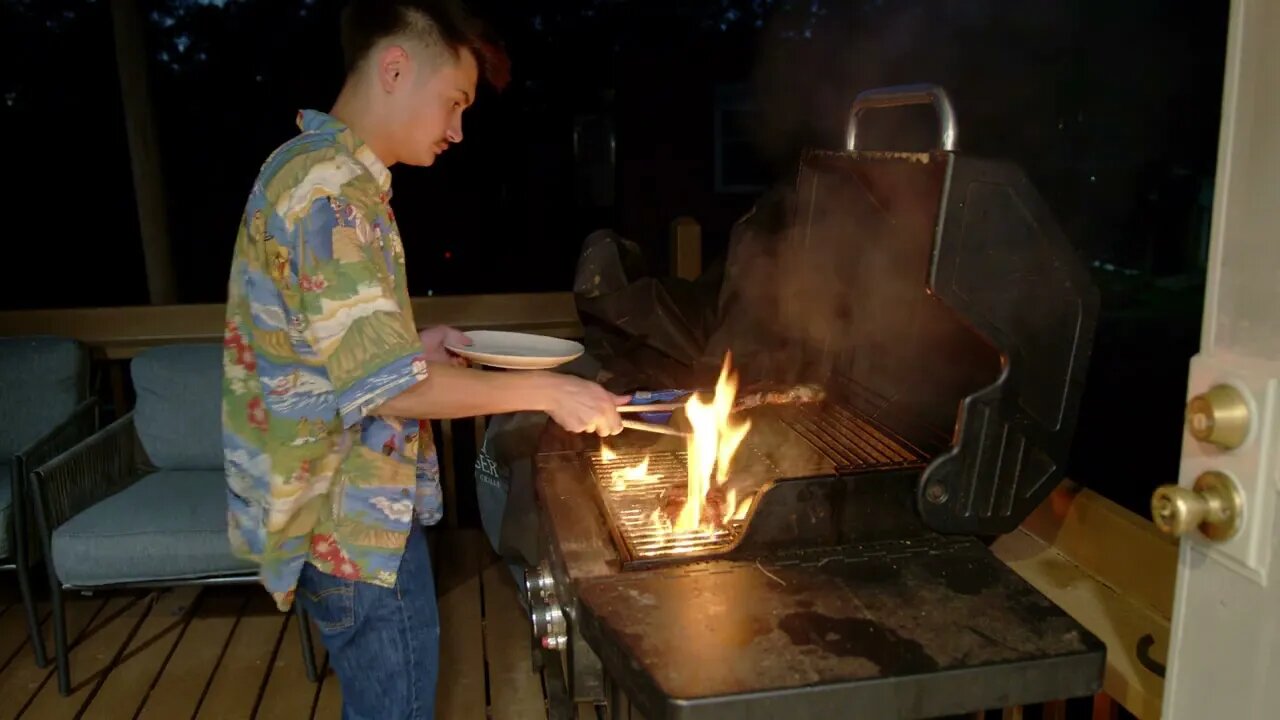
[444,251,452,260]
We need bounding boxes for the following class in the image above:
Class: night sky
[0,0,1231,516]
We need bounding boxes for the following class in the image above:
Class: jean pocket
[298,564,356,632]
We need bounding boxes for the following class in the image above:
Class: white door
[1154,0,1280,717]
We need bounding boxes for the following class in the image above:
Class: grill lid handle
[846,83,959,152]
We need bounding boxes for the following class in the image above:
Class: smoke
[743,1,1078,163]
[693,1,1094,440]
[702,148,1002,447]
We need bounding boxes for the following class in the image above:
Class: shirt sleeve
[289,193,428,428]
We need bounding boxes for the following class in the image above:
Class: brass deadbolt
[1186,384,1250,449]
[1151,471,1244,542]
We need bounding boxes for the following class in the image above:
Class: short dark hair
[339,0,510,90]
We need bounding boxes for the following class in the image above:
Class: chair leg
[295,602,319,683]
[50,581,71,696]
[14,559,47,667]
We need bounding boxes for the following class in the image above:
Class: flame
[599,353,753,551]
[675,354,751,531]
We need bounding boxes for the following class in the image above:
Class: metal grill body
[529,90,1105,718]
[533,423,1107,720]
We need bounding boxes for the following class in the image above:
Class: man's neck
[329,80,397,168]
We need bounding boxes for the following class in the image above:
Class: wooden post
[440,419,457,528]
[111,0,177,305]
[669,217,702,280]
[1092,693,1122,720]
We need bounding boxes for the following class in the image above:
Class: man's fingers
[599,407,622,436]
[445,327,472,346]
[612,393,632,406]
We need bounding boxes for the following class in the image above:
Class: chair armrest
[11,398,99,563]
[27,411,142,539]
[14,398,99,480]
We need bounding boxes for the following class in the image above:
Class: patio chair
[28,343,318,695]
[0,336,97,669]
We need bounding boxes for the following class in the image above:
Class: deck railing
[0,290,583,528]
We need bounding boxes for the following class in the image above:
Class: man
[221,2,626,717]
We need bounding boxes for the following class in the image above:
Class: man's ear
[377,44,410,94]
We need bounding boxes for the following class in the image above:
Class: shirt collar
[295,109,392,194]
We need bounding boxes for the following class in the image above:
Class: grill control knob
[532,604,568,651]
[523,565,556,602]
[1151,471,1244,542]
[1186,384,1250,450]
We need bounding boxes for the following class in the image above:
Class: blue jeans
[296,522,440,720]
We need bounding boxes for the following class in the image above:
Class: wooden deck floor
[0,529,563,720]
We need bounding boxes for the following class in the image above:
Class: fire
[600,446,661,491]
[675,353,751,530]
[600,353,753,536]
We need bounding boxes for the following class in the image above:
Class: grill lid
[713,84,1099,536]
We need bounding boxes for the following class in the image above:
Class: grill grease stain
[839,558,902,585]
[779,611,939,675]
[1009,592,1061,627]
[919,555,994,596]
[735,615,775,647]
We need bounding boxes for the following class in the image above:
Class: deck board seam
[16,596,110,719]
[248,609,292,720]
[130,589,204,720]
[190,592,250,719]
[73,592,161,719]
[0,606,51,676]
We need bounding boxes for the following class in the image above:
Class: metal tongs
[617,383,826,435]
[617,388,694,437]
[617,402,686,414]
[619,419,689,438]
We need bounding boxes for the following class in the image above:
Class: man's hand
[419,325,470,366]
[534,373,630,437]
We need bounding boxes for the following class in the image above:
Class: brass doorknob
[1186,384,1250,449]
[1151,471,1244,541]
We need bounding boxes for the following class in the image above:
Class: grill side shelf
[572,531,1105,720]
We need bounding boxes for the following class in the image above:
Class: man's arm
[289,191,430,429]
[287,187,626,436]
[378,364,629,436]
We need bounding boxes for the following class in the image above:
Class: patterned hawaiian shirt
[222,109,443,611]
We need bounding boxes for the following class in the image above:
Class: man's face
[383,45,478,167]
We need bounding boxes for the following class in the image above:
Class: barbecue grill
[526,84,1104,719]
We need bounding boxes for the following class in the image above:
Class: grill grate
[590,451,741,563]
[590,403,926,565]
[782,403,926,472]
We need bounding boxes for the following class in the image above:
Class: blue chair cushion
[0,463,11,558]
[50,470,255,586]
[132,344,224,470]
[0,336,88,457]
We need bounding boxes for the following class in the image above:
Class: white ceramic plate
[445,330,585,370]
